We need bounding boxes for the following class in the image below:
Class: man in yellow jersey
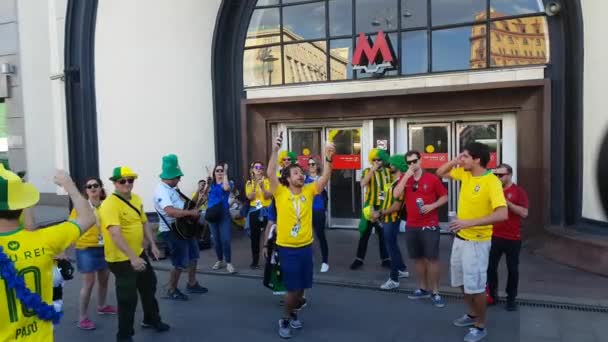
[378,155,410,290]
[0,165,95,342]
[350,148,391,270]
[267,133,334,339]
[436,143,507,342]
[99,166,168,342]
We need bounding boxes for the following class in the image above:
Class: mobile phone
[279,131,283,139]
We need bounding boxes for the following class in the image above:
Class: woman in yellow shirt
[69,177,117,330]
[245,161,272,269]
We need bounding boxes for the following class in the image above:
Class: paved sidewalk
[154,227,608,307]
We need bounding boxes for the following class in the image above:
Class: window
[0,101,7,166]
[244,0,550,87]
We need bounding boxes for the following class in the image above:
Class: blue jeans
[159,231,199,270]
[209,211,232,263]
[312,210,329,263]
[383,220,406,281]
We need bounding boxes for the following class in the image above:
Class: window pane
[431,0,486,26]
[245,8,280,47]
[491,0,544,17]
[373,119,391,155]
[356,0,399,33]
[243,46,283,87]
[490,16,549,67]
[284,41,328,84]
[401,30,428,75]
[401,0,427,29]
[255,0,279,6]
[0,101,7,156]
[330,39,354,80]
[282,0,321,3]
[355,32,399,78]
[283,2,326,41]
[329,0,353,37]
[432,25,487,72]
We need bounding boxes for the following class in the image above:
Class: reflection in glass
[283,2,326,41]
[255,0,279,6]
[329,39,353,80]
[431,0,485,26]
[401,30,428,75]
[490,16,549,67]
[432,25,486,72]
[245,8,280,47]
[282,0,318,3]
[290,129,322,169]
[458,123,500,168]
[401,0,427,29]
[356,0,399,33]
[328,128,362,220]
[243,46,282,87]
[491,0,544,17]
[373,119,391,154]
[356,32,399,78]
[284,41,328,84]
[329,0,353,37]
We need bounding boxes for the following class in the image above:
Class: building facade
[0,0,606,274]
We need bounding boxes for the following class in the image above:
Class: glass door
[326,127,362,228]
[288,128,323,168]
[408,123,452,225]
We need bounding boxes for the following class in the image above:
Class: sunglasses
[253,165,264,170]
[373,159,382,162]
[86,183,100,189]
[494,173,509,177]
[406,159,419,165]
[308,162,316,166]
[282,158,291,162]
[117,178,135,185]
[215,169,224,173]
[412,181,419,192]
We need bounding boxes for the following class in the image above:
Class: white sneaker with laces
[320,263,330,273]
[464,327,487,342]
[212,261,224,270]
[380,279,400,290]
[226,263,237,274]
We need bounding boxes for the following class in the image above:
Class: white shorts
[450,237,491,294]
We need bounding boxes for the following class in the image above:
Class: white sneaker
[398,270,410,278]
[380,279,400,290]
[226,263,237,274]
[320,263,330,273]
[212,261,225,270]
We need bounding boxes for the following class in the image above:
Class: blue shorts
[160,231,200,270]
[75,247,108,273]
[277,245,313,291]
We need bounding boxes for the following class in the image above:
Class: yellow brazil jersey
[0,221,81,342]
[363,167,392,207]
[273,183,318,248]
[99,193,147,262]
[450,167,506,241]
[245,178,272,207]
[69,207,102,249]
[380,179,402,223]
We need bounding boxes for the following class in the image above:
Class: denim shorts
[277,244,313,291]
[160,231,200,270]
[75,247,108,273]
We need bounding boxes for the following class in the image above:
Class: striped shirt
[380,179,403,223]
[363,167,392,207]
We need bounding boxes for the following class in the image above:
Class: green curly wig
[278,150,297,165]
[368,148,389,164]
[389,154,408,172]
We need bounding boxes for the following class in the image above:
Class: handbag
[205,203,223,223]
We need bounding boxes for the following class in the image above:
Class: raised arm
[436,154,463,179]
[393,168,414,199]
[54,170,95,232]
[222,163,231,191]
[267,134,283,194]
[360,164,378,188]
[316,142,335,194]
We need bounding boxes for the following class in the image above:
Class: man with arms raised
[436,143,507,342]
[0,166,95,341]
[267,133,334,339]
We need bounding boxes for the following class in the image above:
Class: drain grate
[185,269,608,313]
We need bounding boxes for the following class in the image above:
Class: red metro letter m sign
[352,30,396,75]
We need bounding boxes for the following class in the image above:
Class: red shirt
[404,172,448,228]
[492,184,529,240]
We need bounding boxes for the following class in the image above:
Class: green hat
[159,154,184,180]
[389,154,408,172]
[0,164,40,210]
[109,166,139,181]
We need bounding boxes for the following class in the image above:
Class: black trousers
[108,253,161,340]
[312,209,329,264]
[249,210,268,265]
[356,220,388,261]
[487,236,522,301]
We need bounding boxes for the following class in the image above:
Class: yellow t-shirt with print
[99,193,147,262]
[245,178,272,207]
[0,221,81,342]
[69,207,102,249]
[274,183,319,248]
[450,167,506,241]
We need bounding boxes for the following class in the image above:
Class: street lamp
[262,54,278,86]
